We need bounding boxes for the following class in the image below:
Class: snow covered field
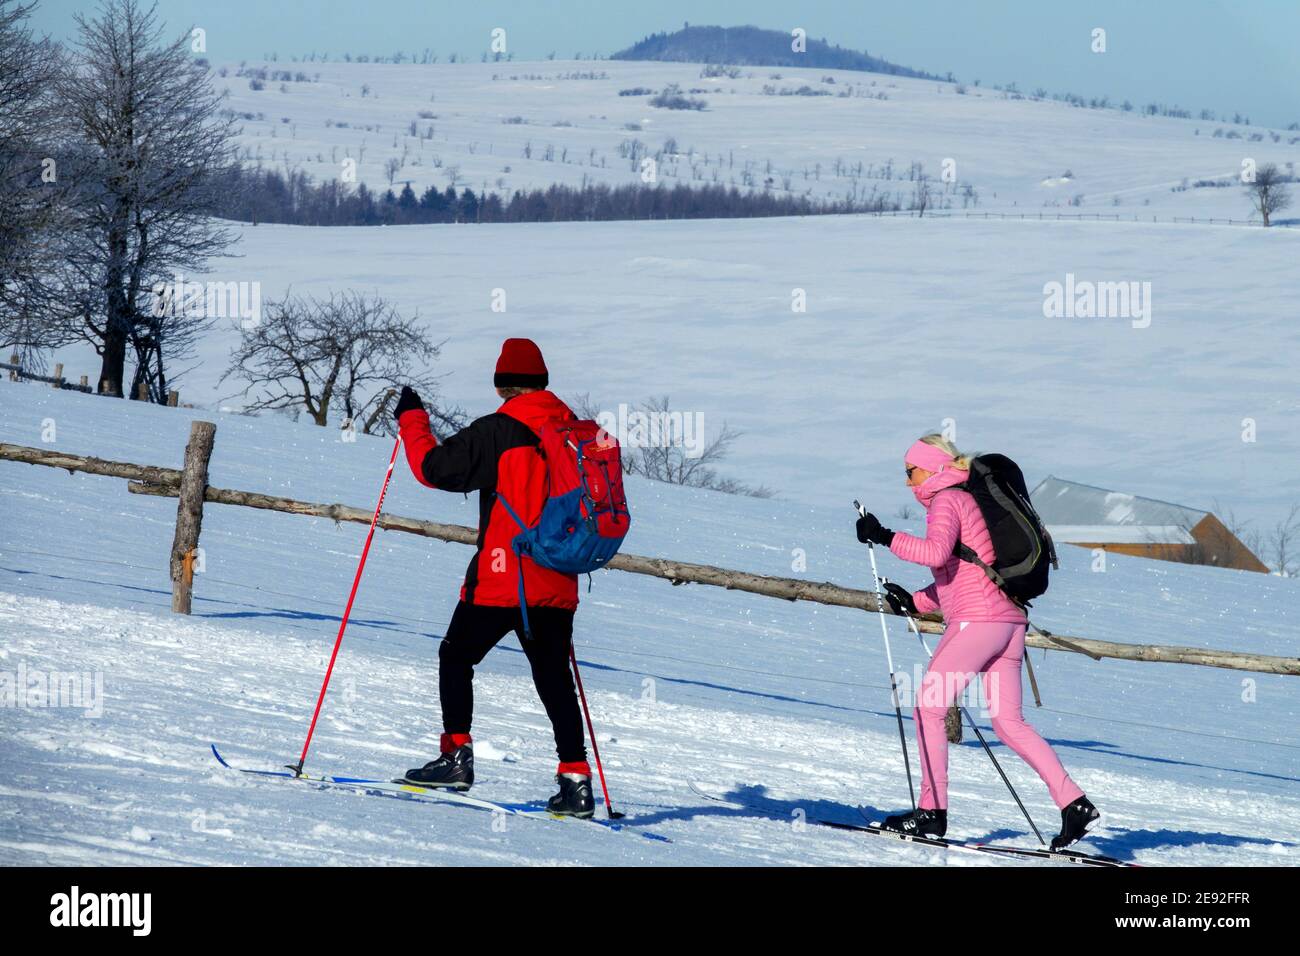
[1,385,1297,866]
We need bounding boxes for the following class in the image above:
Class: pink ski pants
[915,621,1085,811]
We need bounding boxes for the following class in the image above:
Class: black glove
[882,581,917,617]
[855,512,894,546]
[393,385,425,421]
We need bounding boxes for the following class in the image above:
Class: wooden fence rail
[4,355,180,402]
[1,437,1297,677]
[2,358,93,393]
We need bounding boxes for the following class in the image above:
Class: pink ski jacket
[890,469,1027,625]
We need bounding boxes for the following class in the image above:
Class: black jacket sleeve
[419,417,494,493]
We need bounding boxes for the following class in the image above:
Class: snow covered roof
[1031,476,1207,536]
[1042,524,1197,545]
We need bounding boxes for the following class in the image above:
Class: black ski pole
[885,575,1046,846]
[856,501,917,813]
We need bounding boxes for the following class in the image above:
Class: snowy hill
[213,59,1297,217]
[610,25,941,80]
[1,384,1297,865]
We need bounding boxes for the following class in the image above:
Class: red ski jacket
[397,390,579,611]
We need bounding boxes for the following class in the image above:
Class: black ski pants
[438,600,587,764]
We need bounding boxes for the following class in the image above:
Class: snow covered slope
[1,385,1297,865]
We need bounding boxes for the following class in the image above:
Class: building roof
[1039,524,1197,545]
[1030,476,1206,545]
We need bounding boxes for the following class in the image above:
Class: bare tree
[221,289,465,436]
[55,0,237,398]
[0,0,72,370]
[1245,163,1292,226]
[1154,500,1264,570]
[1267,504,1300,576]
[569,393,773,498]
[911,167,932,217]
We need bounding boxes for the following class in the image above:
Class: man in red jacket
[392,338,593,817]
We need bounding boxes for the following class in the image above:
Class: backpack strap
[495,490,528,533]
[494,491,534,639]
[953,543,1031,610]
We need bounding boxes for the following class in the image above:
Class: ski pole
[884,575,1046,845]
[569,643,624,819]
[856,500,917,813]
[289,433,402,777]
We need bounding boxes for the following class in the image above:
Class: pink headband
[904,439,956,474]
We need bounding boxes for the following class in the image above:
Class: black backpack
[952,454,1058,608]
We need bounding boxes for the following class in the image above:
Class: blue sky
[31,0,1300,128]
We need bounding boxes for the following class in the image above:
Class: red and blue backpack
[496,419,631,636]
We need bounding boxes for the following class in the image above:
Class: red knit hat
[494,337,548,388]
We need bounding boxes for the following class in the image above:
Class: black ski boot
[1051,796,1100,850]
[881,807,947,838]
[547,772,595,819]
[401,744,474,790]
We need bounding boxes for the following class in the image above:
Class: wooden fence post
[170,421,216,614]
[167,390,179,407]
[137,382,149,401]
[8,353,17,381]
[52,363,63,388]
[80,375,89,389]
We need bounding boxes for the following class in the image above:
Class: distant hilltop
[611,24,945,81]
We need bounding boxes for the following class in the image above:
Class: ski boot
[1051,796,1100,850]
[547,772,595,819]
[881,807,947,838]
[401,743,474,791]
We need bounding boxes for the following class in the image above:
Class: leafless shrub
[221,290,465,436]
[568,393,773,498]
[1267,504,1300,576]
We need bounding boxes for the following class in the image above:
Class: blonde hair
[919,433,975,471]
[496,386,540,400]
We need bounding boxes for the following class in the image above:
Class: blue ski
[211,745,671,843]
[688,781,1135,867]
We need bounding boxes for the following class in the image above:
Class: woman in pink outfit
[856,433,1099,849]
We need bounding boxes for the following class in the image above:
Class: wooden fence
[1,424,1296,677]
[877,210,1298,227]
[4,353,181,403]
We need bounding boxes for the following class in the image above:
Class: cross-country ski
[210,744,673,842]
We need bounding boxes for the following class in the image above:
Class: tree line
[212,167,897,227]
